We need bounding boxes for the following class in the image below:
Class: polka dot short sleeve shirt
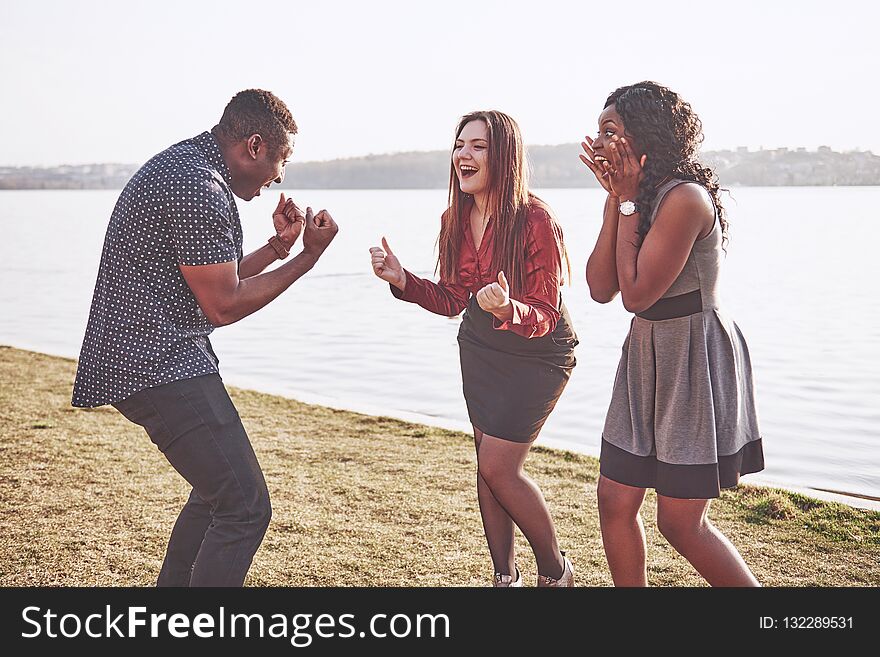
[72,131,243,407]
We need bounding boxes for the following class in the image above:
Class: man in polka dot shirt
[72,89,338,586]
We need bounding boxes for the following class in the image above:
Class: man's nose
[275,170,284,184]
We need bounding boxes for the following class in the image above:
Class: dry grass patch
[1,346,877,587]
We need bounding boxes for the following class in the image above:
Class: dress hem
[599,437,765,499]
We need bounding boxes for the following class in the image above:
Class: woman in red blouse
[370,110,578,587]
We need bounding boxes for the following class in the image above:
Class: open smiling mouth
[460,165,479,179]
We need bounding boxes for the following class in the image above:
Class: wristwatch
[619,200,640,216]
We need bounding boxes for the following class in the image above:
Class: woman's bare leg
[597,475,648,586]
[656,495,760,587]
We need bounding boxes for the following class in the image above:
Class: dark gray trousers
[113,374,271,587]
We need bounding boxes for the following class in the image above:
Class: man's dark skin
[181,130,338,326]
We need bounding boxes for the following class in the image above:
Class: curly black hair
[605,81,728,247]
[213,89,298,157]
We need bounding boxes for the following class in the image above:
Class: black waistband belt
[636,289,702,320]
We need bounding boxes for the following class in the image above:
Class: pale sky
[2,0,877,166]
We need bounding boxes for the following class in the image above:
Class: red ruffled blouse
[393,198,565,339]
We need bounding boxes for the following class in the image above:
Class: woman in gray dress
[581,81,763,586]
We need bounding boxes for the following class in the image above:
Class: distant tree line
[2,146,878,190]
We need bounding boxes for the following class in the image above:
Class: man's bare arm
[181,207,337,326]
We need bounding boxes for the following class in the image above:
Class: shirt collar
[191,131,233,187]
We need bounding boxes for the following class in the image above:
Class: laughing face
[231,133,294,202]
[453,119,490,197]
[591,104,644,169]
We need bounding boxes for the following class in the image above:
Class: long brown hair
[437,110,569,296]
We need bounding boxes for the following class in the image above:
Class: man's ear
[246,134,264,160]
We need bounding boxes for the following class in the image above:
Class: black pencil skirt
[457,296,578,443]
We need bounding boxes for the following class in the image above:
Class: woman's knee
[656,504,707,545]
[477,457,517,489]
[476,435,529,487]
[597,475,644,522]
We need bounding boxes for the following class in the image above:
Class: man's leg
[156,489,213,586]
[114,374,271,587]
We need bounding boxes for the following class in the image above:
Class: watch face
[619,200,637,216]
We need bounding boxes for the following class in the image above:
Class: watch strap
[268,234,290,260]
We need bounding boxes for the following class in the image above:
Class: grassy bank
[0,346,877,586]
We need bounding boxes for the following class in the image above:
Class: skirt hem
[599,437,765,499]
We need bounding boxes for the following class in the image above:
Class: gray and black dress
[600,179,764,498]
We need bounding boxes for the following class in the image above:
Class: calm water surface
[1,187,877,504]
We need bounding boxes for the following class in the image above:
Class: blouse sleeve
[390,268,471,316]
[493,209,563,338]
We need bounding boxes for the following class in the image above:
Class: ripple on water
[1,187,877,500]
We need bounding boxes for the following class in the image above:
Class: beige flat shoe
[536,552,574,588]
[493,566,523,587]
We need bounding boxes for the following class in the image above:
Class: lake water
[1,187,878,507]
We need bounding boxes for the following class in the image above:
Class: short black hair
[214,89,297,157]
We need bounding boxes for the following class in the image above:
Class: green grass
[1,345,877,586]
[730,487,879,545]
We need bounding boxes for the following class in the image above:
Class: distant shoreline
[3,145,879,189]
